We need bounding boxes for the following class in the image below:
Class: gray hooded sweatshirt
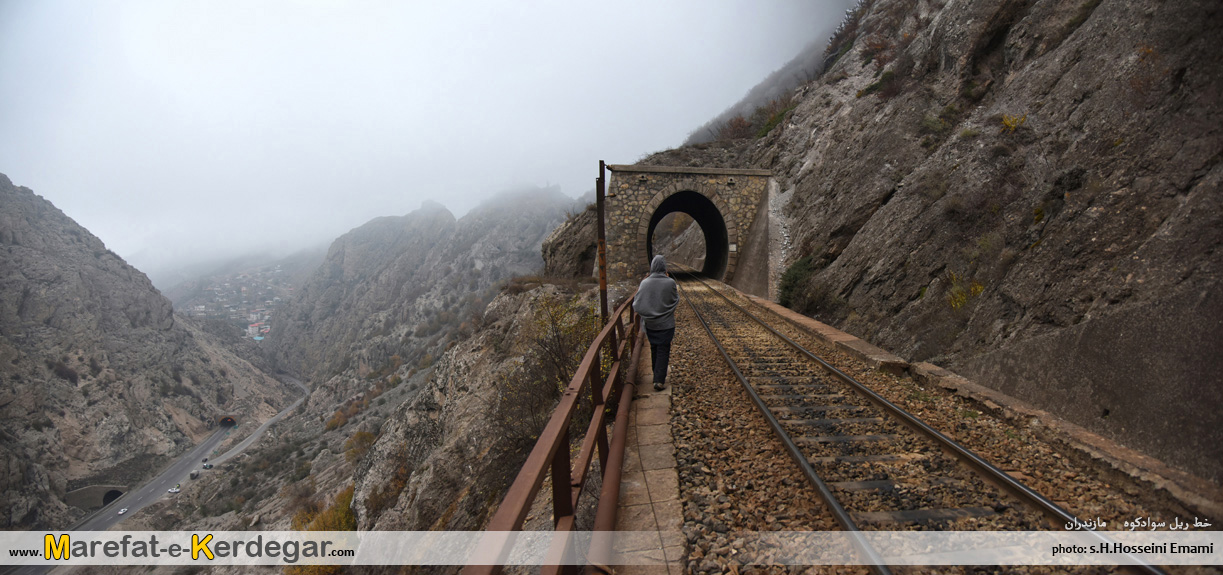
[633,255,679,330]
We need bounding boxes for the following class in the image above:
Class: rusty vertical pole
[596,161,619,392]
[596,161,610,331]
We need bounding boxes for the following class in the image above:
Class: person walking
[633,255,679,391]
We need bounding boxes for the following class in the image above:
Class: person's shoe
[653,382,665,392]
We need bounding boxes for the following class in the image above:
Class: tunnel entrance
[219,416,236,427]
[102,490,123,506]
[645,191,729,280]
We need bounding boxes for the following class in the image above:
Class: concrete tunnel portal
[646,191,729,280]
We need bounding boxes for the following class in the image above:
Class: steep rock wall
[632,0,1222,482]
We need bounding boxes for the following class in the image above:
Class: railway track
[673,271,1165,574]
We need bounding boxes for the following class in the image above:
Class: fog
[0,1,852,285]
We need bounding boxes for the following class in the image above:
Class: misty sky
[0,1,850,282]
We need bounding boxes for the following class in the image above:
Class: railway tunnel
[646,191,729,280]
[603,165,774,297]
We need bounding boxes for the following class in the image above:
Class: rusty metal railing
[464,290,643,575]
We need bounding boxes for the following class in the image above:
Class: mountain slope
[0,174,293,528]
[638,0,1222,483]
[269,186,573,384]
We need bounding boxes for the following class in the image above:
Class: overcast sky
[0,0,850,282]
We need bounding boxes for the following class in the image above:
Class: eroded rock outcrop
[351,287,576,531]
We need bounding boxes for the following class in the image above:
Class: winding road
[5,376,310,575]
[76,374,309,531]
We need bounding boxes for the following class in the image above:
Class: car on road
[202,457,208,462]
[167,487,180,494]
[203,463,213,469]
[117,508,128,515]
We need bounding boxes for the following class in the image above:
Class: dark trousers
[645,327,674,384]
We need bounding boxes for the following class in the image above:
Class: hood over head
[650,255,667,275]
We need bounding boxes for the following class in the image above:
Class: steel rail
[678,279,894,575]
[682,271,1167,575]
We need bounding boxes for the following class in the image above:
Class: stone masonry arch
[640,184,737,279]
[604,165,772,294]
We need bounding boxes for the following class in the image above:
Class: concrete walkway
[614,348,684,574]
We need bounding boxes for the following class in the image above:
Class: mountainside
[268,187,574,385]
[0,174,294,528]
[616,0,1221,483]
[119,190,592,542]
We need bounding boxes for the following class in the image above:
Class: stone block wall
[604,165,770,283]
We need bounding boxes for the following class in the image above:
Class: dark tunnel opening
[102,490,123,506]
[646,191,729,280]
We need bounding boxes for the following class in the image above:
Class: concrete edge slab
[911,362,1223,519]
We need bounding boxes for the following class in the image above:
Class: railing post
[590,352,610,473]
[552,426,573,526]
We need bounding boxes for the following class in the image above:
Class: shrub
[918,171,949,201]
[324,411,348,431]
[825,0,871,62]
[344,431,377,464]
[856,71,897,98]
[919,113,949,135]
[715,115,755,140]
[862,34,893,70]
[1000,113,1027,134]
[752,96,797,138]
[288,485,357,562]
[46,360,79,384]
[364,461,411,523]
[960,80,988,102]
[291,461,312,482]
[942,195,966,217]
[945,271,985,310]
[778,257,815,308]
[779,257,846,320]
[493,294,599,450]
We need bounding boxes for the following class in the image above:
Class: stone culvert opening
[102,490,123,506]
[646,190,729,280]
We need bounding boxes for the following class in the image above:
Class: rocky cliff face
[350,286,590,532]
[591,0,1221,483]
[542,204,598,279]
[0,174,293,528]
